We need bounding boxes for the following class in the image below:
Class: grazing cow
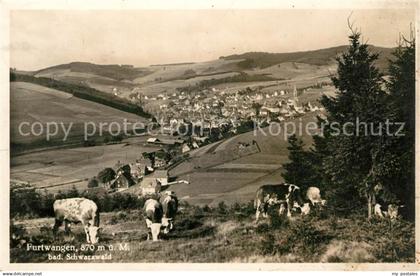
[254,183,304,222]
[160,191,178,234]
[296,186,327,215]
[143,198,163,241]
[53,198,100,244]
[374,203,403,219]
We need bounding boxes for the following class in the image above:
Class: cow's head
[162,217,173,234]
[289,185,305,206]
[88,226,101,244]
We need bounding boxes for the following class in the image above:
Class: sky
[10,9,415,71]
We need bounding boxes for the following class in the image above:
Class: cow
[160,191,178,234]
[53,198,100,244]
[143,198,163,241]
[306,187,326,206]
[254,183,304,222]
[374,203,403,219]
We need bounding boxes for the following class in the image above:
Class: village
[82,83,328,197]
[128,83,326,138]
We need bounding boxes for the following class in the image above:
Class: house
[262,106,280,114]
[129,163,142,180]
[131,158,153,180]
[147,137,159,144]
[140,178,161,195]
[116,164,131,175]
[111,172,136,191]
[147,137,185,146]
[182,144,191,153]
[154,150,170,168]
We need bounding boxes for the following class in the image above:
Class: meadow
[10,201,415,263]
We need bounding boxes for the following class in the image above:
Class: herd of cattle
[51,183,402,244]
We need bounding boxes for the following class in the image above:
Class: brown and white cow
[143,198,163,241]
[254,183,304,222]
[160,191,178,234]
[53,198,100,244]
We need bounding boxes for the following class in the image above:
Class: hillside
[11,200,415,263]
[10,82,148,153]
[18,45,394,98]
[220,45,394,72]
[34,62,152,81]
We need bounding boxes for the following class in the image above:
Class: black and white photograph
[2,0,419,269]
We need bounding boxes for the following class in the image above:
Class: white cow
[53,198,100,244]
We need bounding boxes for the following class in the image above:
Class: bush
[258,233,275,255]
[87,177,99,188]
[369,219,415,262]
[256,217,331,258]
[10,222,28,248]
[10,183,146,219]
[217,201,227,215]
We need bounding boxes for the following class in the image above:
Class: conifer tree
[318,28,392,218]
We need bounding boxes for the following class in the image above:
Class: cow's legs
[262,203,269,218]
[279,204,286,216]
[145,218,153,240]
[255,200,262,222]
[255,209,260,222]
[64,221,71,234]
[53,219,62,237]
[84,225,91,243]
[374,204,384,218]
[286,201,292,218]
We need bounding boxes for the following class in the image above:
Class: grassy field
[11,82,147,149]
[10,138,160,192]
[10,202,415,263]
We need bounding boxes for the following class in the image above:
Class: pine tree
[318,29,393,218]
[282,134,318,190]
[386,34,415,220]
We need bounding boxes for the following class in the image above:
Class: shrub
[217,201,227,215]
[258,233,275,255]
[321,240,376,263]
[10,222,27,248]
[370,219,415,262]
[201,205,212,213]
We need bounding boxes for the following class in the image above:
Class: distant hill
[16,44,395,98]
[220,45,395,72]
[34,62,152,81]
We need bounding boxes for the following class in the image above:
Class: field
[11,138,160,192]
[11,82,147,151]
[10,202,415,263]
